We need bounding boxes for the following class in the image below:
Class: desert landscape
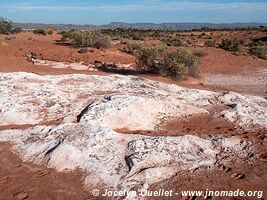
[0,4,267,200]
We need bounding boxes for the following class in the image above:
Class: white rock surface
[0,123,251,191]
[0,72,263,195]
[33,59,97,71]
[0,72,266,129]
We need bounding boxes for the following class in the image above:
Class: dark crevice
[45,136,66,157]
[77,102,95,123]
[124,155,134,171]
[227,104,237,109]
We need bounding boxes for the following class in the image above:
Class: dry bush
[219,39,242,52]
[162,37,183,46]
[159,49,199,79]
[127,42,199,79]
[250,46,267,60]
[204,40,216,47]
[124,41,144,54]
[33,29,47,35]
[63,30,111,49]
[47,29,54,35]
[134,47,163,70]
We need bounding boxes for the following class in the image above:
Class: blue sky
[0,0,267,24]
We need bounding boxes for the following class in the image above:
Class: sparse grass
[250,46,267,60]
[0,42,8,46]
[5,35,16,40]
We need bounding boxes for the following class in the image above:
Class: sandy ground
[0,142,90,200]
[0,32,267,96]
[150,116,267,200]
[0,32,267,199]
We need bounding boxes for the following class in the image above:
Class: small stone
[32,170,51,179]
[220,165,231,172]
[231,172,245,179]
[16,192,28,199]
[14,163,22,168]
[0,176,9,184]
[256,152,267,159]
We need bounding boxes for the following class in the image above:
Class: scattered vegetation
[59,29,76,42]
[204,40,216,47]
[0,17,21,35]
[60,30,111,49]
[5,35,16,40]
[219,39,241,52]
[0,41,8,46]
[159,49,198,79]
[162,37,183,46]
[47,29,54,35]
[123,42,145,54]
[33,29,47,35]
[126,42,198,79]
[250,46,267,60]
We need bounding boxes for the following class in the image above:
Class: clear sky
[0,0,267,24]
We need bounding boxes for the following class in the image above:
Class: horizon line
[14,21,267,26]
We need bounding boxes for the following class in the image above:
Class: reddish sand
[0,142,90,200]
[1,32,266,96]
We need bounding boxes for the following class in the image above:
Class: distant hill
[16,22,267,31]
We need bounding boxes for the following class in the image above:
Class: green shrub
[33,29,47,35]
[131,33,144,40]
[124,42,144,54]
[63,30,111,49]
[219,39,241,52]
[204,40,216,47]
[92,35,111,49]
[134,47,163,70]
[250,46,267,60]
[162,37,183,46]
[158,49,198,79]
[127,43,199,79]
[0,18,21,35]
[47,29,54,35]
[60,29,76,42]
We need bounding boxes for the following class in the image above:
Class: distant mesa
[15,22,267,30]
